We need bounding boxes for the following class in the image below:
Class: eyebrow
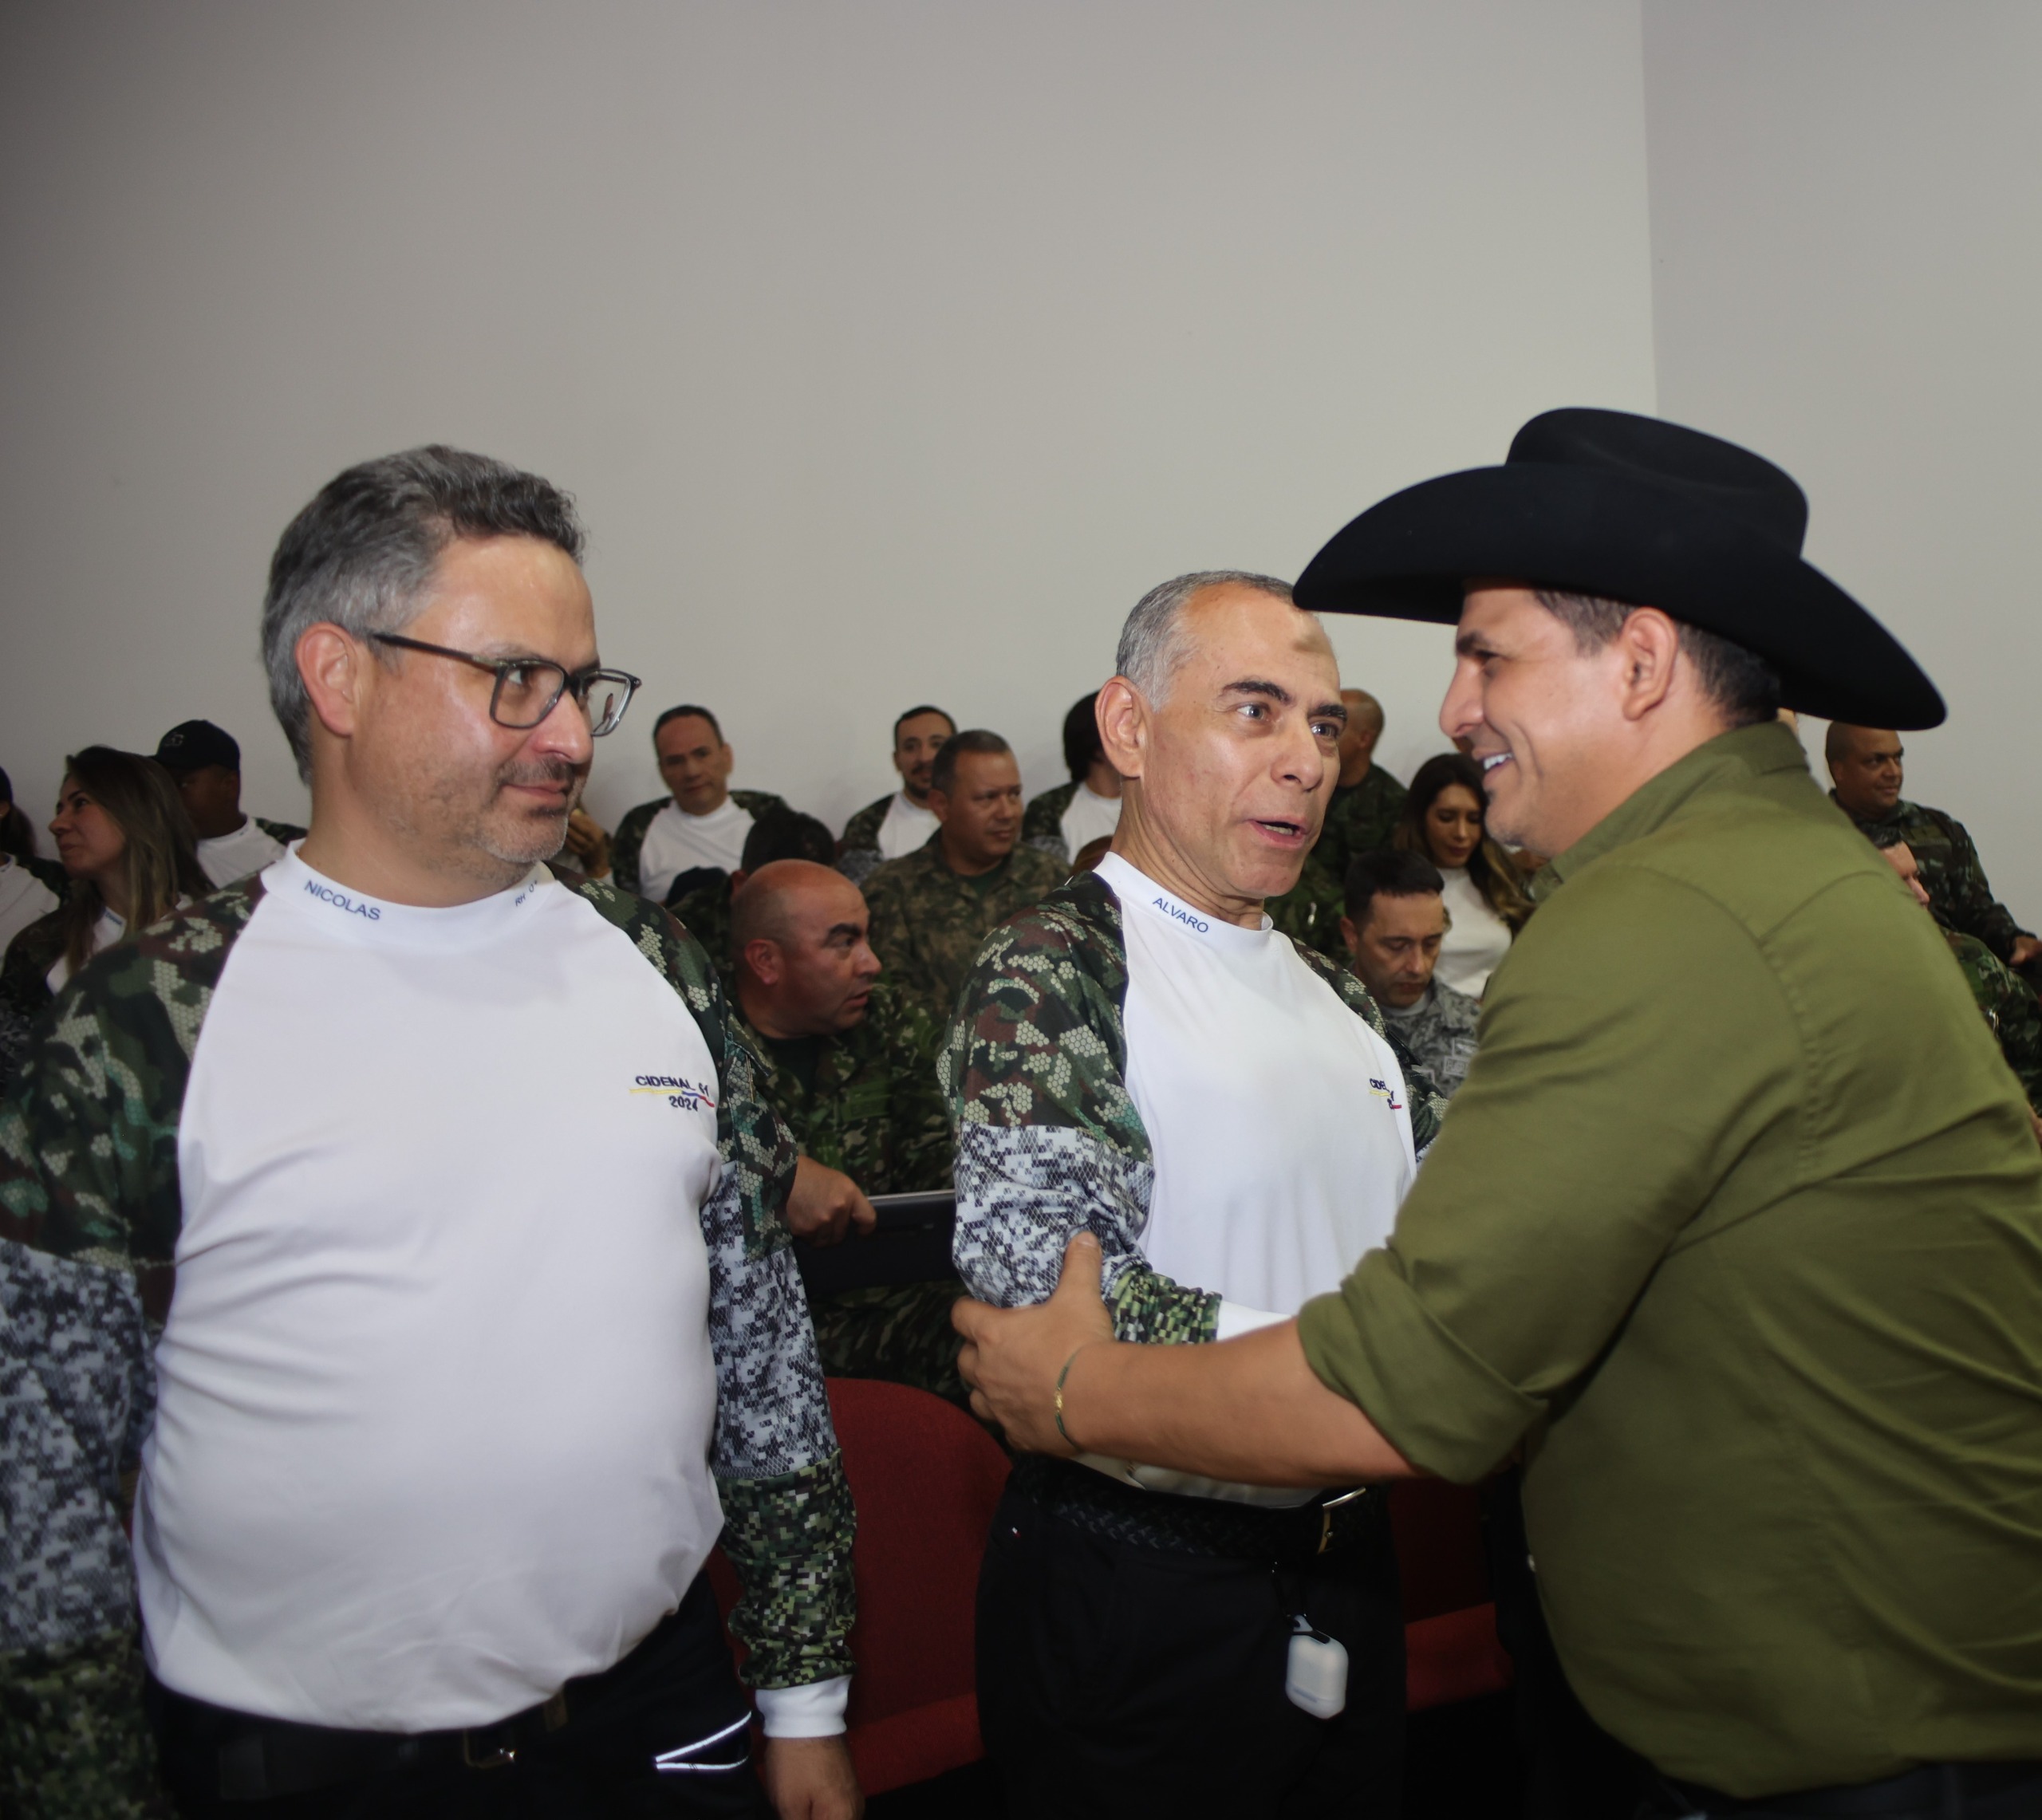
[1218,678,1346,724]
[1454,631,1504,659]
[825,921,865,943]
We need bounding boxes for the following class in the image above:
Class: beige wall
[0,0,1656,841]
[1645,0,2042,922]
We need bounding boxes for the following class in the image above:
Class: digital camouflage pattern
[836,794,893,887]
[0,1633,166,1819]
[1315,764,1409,887]
[863,833,1066,1023]
[0,871,853,1809]
[1945,929,2042,1109]
[940,869,1445,1345]
[0,905,65,1029]
[671,877,737,990]
[610,788,790,899]
[1380,977,1482,1099]
[1020,780,1080,861]
[1838,794,2033,964]
[731,983,964,1403]
[252,817,307,845]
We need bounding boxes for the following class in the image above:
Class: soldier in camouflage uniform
[943,571,1442,1818]
[1871,832,2042,1123]
[1828,723,2040,984]
[726,861,964,1403]
[1338,847,1482,1099]
[1313,687,1408,884]
[836,705,953,887]
[863,730,1065,1021]
[606,705,790,903]
[670,807,837,993]
[0,447,859,1818]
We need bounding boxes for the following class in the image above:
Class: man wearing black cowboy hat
[953,410,2042,1818]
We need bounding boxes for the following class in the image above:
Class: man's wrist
[755,1674,850,1738]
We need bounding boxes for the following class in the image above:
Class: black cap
[155,720,241,774]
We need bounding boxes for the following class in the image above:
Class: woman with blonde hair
[1394,750,1532,996]
[0,747,209,1022]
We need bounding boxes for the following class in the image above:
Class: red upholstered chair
[1389,1477,1515,1711]
[709,1378,1011,1796]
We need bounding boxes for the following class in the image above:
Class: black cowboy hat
[1294,408,1944,729]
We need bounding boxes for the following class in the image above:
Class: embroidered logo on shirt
[632,1073,717,1111]
[302,879,381,921]
[1368,1076,1404,1112]
[1151,893,1211,936]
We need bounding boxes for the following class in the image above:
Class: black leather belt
[1012,1455,1385,1564]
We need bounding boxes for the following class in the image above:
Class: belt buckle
[462,1726,518,1771]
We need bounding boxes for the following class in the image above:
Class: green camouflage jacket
[863,834,1066,1024]
[1315,764,1408,886]
[0,874,853,1814]
[1020,781,1081,862]
[730,981,952,1197]
[1380,976,1482,1099]
[836,794,895,888]
[671,877,738,991]
[1837,794,2032,963]
[1266,854,1348,961]
[254,816,308,845]
[611,789,790,900]
[939,869,1445,1344]
[1945,929,2042,1109]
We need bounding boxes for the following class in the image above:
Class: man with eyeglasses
[0,447,862,1819]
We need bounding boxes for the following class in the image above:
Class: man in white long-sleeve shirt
[0,446,861,1819]
[941,571,1445,1818]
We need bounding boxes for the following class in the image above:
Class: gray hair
[1532,588,1780,727]
[261,445,585,779]
[1114,569,1297,703]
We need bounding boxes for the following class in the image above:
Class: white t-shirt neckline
[1095,851,1271,949]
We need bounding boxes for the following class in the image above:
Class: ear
[1337,914,1358,953]
[1610,607,1683,723]
[927,787,952,828]
[297,623,369,747]
[741,936,783,987]
[1096,676,1148,781]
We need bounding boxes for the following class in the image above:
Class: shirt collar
[1544,719,1811,888]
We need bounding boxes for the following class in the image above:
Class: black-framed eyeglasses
[369,633,641,736]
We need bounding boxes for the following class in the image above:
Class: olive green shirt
[1297,720,2042,1797]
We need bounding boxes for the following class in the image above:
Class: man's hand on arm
[2011,932,2041,971]
[762,1735,863,1820]
[786,1156,877,1246]
[953,1233,1413,1487]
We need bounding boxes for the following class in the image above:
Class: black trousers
[148,1574,768,1819]
[977,1476,1406,1819]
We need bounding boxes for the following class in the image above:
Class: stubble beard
[478,756,588,869]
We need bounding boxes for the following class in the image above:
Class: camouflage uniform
[1838,794,2035,968]
[940,869,1445,1343]
[254,817,307,845]
[669,877,737,991]
[1945,929,2042,1109]
[1379,977,1482,1099]
[836,794,895,887]
[862,833,1066,1023]
[1020,781,1080,862]
[0,873,854,1814]
[1314,764,1408,887]
[1265,854,1348,962]
[731,982,964,1402]
[610,788,790,899]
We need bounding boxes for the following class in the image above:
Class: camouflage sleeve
[879,990,956,1194]
[1952,934,2042,1109]
[940,897,1218,1345]
[609,800,660,899]
[1934,812,2028,959]
[1020,784,1073,863]
[1,963,191,1816]
[836,847,882,888]
[859,862,928,1015]
[576,881,855,1689]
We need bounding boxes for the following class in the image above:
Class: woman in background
[1396,751,1532,996]
[0,747,208,1026]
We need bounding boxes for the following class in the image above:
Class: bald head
[731,861,881,1038]
[1338,687,1384,786]
[1825,723,1904,818]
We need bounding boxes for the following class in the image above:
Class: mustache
[495,757,588,796]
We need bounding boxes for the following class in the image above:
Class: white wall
[0,0,1657,841]
[1645,0,2042,920]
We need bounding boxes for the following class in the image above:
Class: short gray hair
[1115,569,1296,703]
[1532,588,1781,727]
[261,446,585,779]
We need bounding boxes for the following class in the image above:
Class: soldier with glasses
[0,446,862,1819]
